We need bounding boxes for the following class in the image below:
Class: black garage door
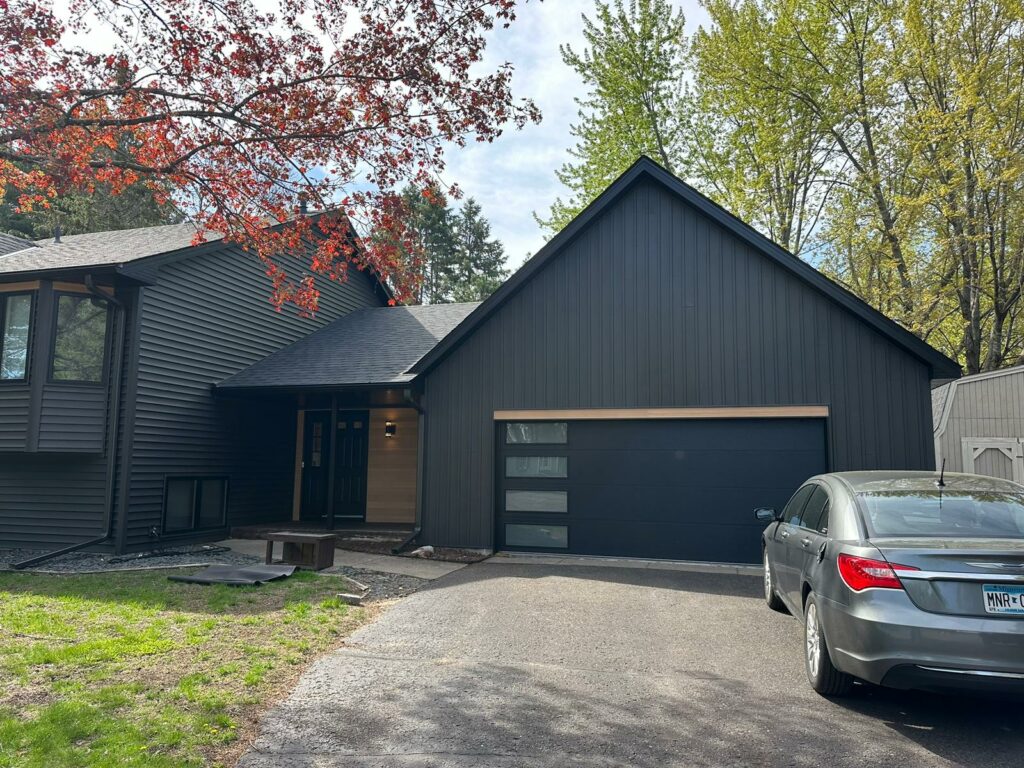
[496,418,828,563]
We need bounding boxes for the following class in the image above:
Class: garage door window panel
[505,523,568,548]
[505,490,568,513]
[505,422,568,445]
[505,456,568,478]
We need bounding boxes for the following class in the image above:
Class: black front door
[333,411,369,521]
[301,411,332,521]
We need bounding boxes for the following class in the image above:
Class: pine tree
[451,198,508,301]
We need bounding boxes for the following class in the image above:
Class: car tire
[763,550,787,613]
[804,594,853,697]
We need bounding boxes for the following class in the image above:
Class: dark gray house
[0,222,390,555]
[1,158,961,564]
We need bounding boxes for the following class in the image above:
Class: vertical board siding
[365,408,418,524]
[422,180,936,549]
[935,369,1024,472]
[124,245,384,549]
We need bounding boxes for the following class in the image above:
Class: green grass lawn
[0,568,376,768]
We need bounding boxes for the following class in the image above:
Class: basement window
[0,293,32,381]
[163,477,228,533]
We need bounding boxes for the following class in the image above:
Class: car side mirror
[755,507,781,522]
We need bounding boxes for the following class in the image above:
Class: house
[0,158,961,564]
[932,365,1024,484]
[0,221,392,556]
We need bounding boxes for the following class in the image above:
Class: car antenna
[937,458,946,488]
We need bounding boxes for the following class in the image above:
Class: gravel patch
[0,544,261,573]
[0,546,429,602]
[323,565,429,601]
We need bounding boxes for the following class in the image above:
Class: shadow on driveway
[240,562,1024,768]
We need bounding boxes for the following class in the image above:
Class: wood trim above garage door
[493,406,829,421]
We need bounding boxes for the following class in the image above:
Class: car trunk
[873,538,1024,618]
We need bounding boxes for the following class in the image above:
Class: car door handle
[780,530,790,539]
[800,537,812,547]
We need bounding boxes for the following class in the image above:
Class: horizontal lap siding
[421,180,934,549]
[0,387,30,450]
[124,246,384,550]
[0,454,107,549]
[37,386,107,453]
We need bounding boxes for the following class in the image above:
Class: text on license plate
[983,584,1024,615]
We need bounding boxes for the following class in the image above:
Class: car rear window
[858,490,1024,538]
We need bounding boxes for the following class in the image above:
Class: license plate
[983,584,1024,615]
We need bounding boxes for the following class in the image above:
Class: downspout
[392,390,425,554]
[13,276,127,569]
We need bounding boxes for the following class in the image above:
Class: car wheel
[804,594,853,697]
[763,550,786,612]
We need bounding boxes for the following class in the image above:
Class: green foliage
[537,0,688,233]
[0,569,367,768]
[549,0,1024,371]
[394,186,509,303]
[0,180,179,240]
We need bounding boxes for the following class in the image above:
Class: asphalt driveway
[239,562,1024,767]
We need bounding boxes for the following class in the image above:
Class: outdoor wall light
[384,421,397,438]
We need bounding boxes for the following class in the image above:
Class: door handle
[780,530,790,539]
[800,537,812,547]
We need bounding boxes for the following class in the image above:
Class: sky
[447,0,711,269]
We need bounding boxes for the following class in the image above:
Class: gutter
[392,390,425,554]
[12,276,127,569]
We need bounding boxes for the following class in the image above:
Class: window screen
[51,294,109,382]
[0,293,31,381]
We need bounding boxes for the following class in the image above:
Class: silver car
[757,471,1024,697]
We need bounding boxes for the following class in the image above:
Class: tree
[536,0,687,234]
[384,188,507,303]
[688,0,835,258]
[0,0,539,311]
[451,198,508,301]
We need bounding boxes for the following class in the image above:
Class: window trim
[48,291,112,385]
[0,291,34,384]
[162,475,230,535]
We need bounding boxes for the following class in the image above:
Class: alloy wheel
[805,602,821,678]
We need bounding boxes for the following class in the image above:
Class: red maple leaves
[0,0,539,311]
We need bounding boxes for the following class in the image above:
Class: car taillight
[837,554,919,592]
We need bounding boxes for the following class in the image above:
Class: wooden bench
[264,531,336,571]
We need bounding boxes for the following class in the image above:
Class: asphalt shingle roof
[0,223,217,275]
[0,232,34,258]
[218,302,481,389]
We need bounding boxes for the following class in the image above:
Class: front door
[333,411,369,522]
[301,411,332,521]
